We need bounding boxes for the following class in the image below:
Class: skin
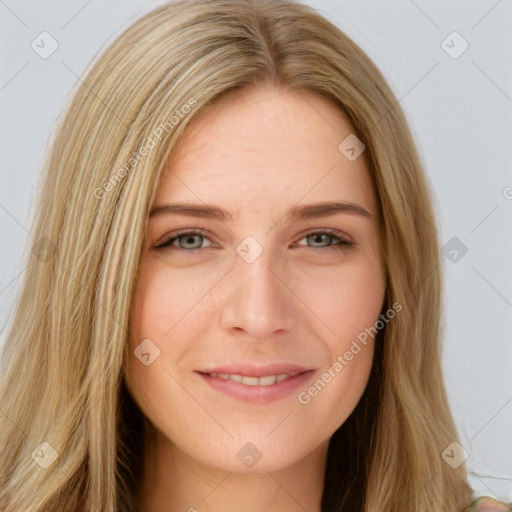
[126,83,387,512]
[470,497,512,511]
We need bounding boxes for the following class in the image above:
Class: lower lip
[197,371,315,403]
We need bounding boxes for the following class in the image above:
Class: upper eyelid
[294,231,352,245]
[155,228,214,248]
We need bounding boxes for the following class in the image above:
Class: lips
[195,363,315,402]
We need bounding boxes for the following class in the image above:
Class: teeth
[209,372,295,386]
[241,376,259,386]
[259,375,276,386]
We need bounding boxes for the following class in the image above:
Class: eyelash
[154,229,354,253]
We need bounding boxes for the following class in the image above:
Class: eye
[154,229,353,253]
[155,230,213,251]
[296,231,354,251]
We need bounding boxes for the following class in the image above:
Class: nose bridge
[218,237,296,337]
[234,233,281,291]
[239,247,281,298]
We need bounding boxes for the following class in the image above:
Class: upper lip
[197,363,314,378]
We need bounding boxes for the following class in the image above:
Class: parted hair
[0,0,473,510]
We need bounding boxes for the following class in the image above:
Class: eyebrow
[149,201,372,221]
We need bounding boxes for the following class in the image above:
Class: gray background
[1,0,511,501]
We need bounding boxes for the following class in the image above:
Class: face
[126,84,386,473]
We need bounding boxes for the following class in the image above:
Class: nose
[219,249,297,339]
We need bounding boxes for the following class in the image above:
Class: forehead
[156,85,376,217]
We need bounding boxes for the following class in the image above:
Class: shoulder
[467,497,511,511]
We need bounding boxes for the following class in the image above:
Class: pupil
[182,235,201,249]
[311,234,329,247]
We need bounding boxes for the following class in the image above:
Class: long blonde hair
[0,0,474,510]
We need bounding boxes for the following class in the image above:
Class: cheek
[126,263,204,434]
[291,252,385,427]
[293,249,386,344]
[129,261,218,344]
[331,264,385,338]
[126,259,227,406]
[127,264,193,395]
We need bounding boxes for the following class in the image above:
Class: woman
[0,0,509,510]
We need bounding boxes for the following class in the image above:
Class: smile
[197,369,315,402]
[208,372,298,386]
